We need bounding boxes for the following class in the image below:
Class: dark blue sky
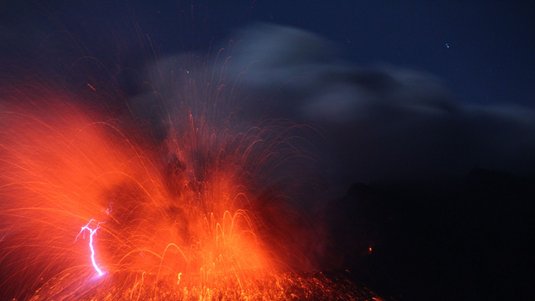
[2,0,534,107]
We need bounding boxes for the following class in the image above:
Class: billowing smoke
[227,24,535,190]
[136,23,535,197]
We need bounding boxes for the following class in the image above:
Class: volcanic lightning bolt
[77,219,105,277]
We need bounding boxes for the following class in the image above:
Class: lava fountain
[0,64,379,300]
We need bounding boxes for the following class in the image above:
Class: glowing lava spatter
[0,87,381,299]
[77,219,105,277]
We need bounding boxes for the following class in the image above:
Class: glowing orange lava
[0,90,378,300]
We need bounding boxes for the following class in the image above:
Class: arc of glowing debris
[77,219,105,276]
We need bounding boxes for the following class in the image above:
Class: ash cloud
[130,23,535,196]
[218,26,535,298]
[223,24,535,192]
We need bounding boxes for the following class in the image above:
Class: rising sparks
[0,81,381,299]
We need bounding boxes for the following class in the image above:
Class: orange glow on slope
[0,91,378,300]
[0,96,274,298]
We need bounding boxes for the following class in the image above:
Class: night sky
[1,1,534,300]
[2,1,534,106]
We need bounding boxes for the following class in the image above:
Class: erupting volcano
[1,1,533,299]
[0,72,379,300]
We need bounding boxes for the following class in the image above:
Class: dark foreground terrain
[323,168,533,300]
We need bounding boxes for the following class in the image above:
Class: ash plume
[130,24,535,198]
[220,24,535,192]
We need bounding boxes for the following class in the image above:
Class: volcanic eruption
[0,54,380,300]
[4,13,532,298]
